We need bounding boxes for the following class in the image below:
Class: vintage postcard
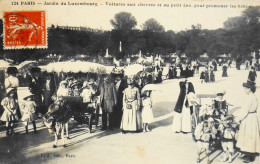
[0,0,260,164]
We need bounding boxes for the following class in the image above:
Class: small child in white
[194,118,212,163]
[21,93,37,134]
[141,90,154,132]
[219,116,236,163]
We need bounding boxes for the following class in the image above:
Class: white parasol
[42,61,107,73]
[141,84,158,94]
[124,64,144,77]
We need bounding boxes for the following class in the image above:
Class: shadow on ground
[0,119,121,164]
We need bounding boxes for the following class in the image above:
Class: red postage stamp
[3,11,47,49]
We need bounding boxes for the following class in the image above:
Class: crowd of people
[0,60,259,163]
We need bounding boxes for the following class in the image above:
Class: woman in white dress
[121,77,142,133]
[172,78,195,133]
[233,80,260,163]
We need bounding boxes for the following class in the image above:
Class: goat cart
[191,93,230,148]
[190,93,240,163]
[62,96,100,133]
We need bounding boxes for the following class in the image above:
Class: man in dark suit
[43,73,56,114]
[113,75,127,128]
[99,75,117,130]
[28,67,44,116]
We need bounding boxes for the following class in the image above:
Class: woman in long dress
[233,80,260,163]
[222,64,228,77]
[121,77,142,133]
[172,78,195,133]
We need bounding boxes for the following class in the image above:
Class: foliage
[0,7,260,62]
[141,18,165,32]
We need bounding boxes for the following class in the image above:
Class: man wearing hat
[99,74,117,130]
[28,67,44,116]
[233,80,259,163]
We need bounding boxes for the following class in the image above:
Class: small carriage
[41,61,107,133]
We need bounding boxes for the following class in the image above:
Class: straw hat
[216,90,226,96]
[6,88,15,96]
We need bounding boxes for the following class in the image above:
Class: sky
[0,0,258,32]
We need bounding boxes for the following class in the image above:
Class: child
[248,66,257,82]
[21,93,37,134]
[219,116,236,163]
[57,81,69,97]
[0,88,19,135]
[194,119,212,163]
[141,90,154,132]
[212,91,228,119]
[80,81,96,110]
[73,84,80,97]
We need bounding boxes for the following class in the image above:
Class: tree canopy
[110,12,137,31]
[141,18,165,32]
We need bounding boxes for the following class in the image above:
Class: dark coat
[174,81,195,113]
[222,66,228,77]
[210,70,215,82]
[248,71,257,82]
[115,79,127,111]
[43,77,56,107]
[113,79,127,127]
[28,76,44,107]
[99,81,117,113]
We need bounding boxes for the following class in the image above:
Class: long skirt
[236,113,260,153]
[142,107,154,123]
[172,102,192,133]
[121,100,142,132]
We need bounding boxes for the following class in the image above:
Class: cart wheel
[191,113,197,142]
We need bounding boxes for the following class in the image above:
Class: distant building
[48,25,104,33]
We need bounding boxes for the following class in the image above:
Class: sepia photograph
[0,0,260,163]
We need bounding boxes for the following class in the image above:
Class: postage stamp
[3,11,47,49]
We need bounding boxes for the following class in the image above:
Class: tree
[223,17,245,30]
[242,7,260,25]
[141,18,165,32]
[110,12,137,31]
